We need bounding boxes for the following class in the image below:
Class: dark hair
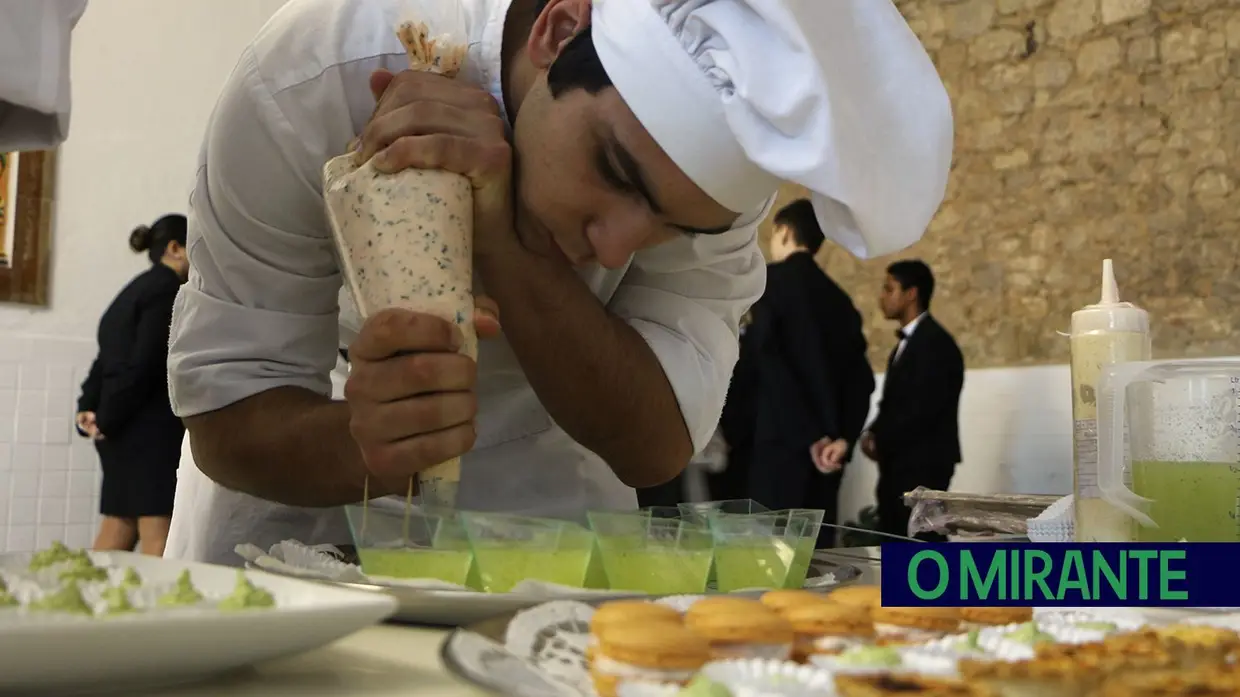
[543,16,613,98]
[129,214,188,264]
[886,259,935,311]
[773,198,825,254]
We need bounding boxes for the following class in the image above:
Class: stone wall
[760,0,1240,369]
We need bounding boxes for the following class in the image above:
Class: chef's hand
[358,68,514,258]
[859,432,878,461]
[345,309,479,481]
[811,437,849,474]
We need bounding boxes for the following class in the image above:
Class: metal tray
[259,548,863,627]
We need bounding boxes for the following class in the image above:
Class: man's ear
[527,0,591,69]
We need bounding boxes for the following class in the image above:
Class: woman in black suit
[75,215,188,555]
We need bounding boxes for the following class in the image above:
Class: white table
[136,625,486,697]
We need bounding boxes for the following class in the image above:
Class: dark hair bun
[129,225,152,253]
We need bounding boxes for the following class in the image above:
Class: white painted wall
[0,0,291,551]
[0,0,291,337]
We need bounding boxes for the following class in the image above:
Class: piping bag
[322,20,474,530]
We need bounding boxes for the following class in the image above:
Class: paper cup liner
[655,595,708,613]
[616,682,682,697]
[701,658,834,697]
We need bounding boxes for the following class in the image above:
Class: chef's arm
[183,389,372,506]
[169,49,386,507]
[477,227,765,488]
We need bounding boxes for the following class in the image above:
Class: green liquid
[1131,460,1240,542]
[470,548,593,593]
[357,548,477,588]
[597,547,714,594]
[714,539,796,591]
[782,538,817,589]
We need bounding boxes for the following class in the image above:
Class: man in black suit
[859,260,964,542]
[747,199,875,547]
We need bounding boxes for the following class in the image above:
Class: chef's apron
[164,291,638,566]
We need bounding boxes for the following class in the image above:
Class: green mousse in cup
[460,512,598,593]
[589,511,714,594]
[708,509,822,591]
[345,503,477,588]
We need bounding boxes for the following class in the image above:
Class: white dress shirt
[0,0,87,151]
[163,0,766,565]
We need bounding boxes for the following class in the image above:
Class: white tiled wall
[0,335,101,553]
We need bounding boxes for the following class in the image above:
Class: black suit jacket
[77,264,183,441]
[869,314,964,467]
[747,252,875,458]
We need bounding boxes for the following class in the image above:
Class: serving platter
[0,550,397,694]
[254,545,863,626]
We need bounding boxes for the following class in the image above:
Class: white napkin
[1027,494,1074,542]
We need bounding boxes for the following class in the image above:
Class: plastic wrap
[903,487,1062,538]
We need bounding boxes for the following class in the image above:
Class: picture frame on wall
[0,150,55,306]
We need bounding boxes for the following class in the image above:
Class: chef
[165,0,953,565]
[0,0,88,151]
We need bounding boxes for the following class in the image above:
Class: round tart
[684,600,795,660]
[959,606,1032,627]
[590,621,710,697]
[870,606,960,643]
[782,602,874,661]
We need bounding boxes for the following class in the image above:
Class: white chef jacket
[0,0,87,151]
[164,0,766,565]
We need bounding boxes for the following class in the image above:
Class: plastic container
[708,510,822,591]
[1069,259,1150,542]
[344,505,476,587]
[459,512,601,592]
[1097,359,1240,541]
[588,511,714,594]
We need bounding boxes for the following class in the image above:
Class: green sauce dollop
[217,571,276,611]
[157,570,204,607]
[29,581,92,615]
[836,645,902,667]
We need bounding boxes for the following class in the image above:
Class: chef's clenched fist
[345,307,500,480]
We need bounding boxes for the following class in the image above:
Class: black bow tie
[896,329,907,340]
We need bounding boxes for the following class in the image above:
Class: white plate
[0,550,398,693]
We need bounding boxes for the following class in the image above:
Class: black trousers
[747,445,843,548]
[875,462,955,542]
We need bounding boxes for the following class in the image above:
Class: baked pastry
[959,607,1033,627]
[781,602,874,661]
[829,585,883,613]
[835,673,997,697]
[1094,668,1240,697]
[871,606,960,644]
[959,655,1104,697]
[589,621,710,697]
[759,589,834,614]
[684,598,795,660]
[587,600,682,661]
[1152,624,1240,668]
[1034,638,1176,674]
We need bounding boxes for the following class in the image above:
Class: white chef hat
[591,0,954,259]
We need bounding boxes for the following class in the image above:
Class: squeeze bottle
[1070,259,1150,542]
